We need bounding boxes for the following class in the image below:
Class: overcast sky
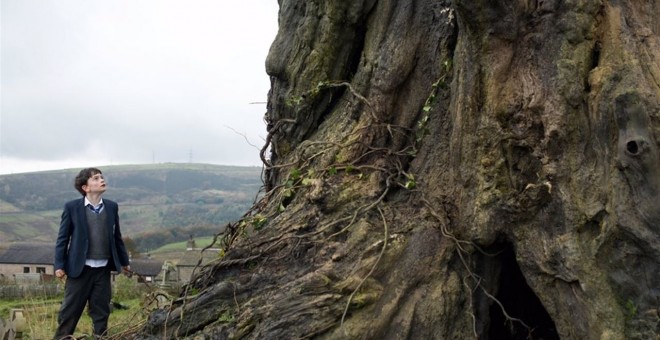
[0,0,278,175]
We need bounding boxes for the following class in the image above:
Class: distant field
[149,236,222,253]
[0,200,21,213]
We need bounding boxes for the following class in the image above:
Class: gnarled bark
[136,0,659,339]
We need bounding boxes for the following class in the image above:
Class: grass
[13,297,148,339]
[0,276,151,339]
[0,199,21,213]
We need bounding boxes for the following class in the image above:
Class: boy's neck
[86,194,103,206]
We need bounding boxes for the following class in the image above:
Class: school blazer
[54,197,130,278]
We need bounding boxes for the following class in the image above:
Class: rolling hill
[0,163,263,251]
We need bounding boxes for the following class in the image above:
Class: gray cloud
[0,0,277,174]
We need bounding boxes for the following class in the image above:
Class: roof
[0,242,54,265]
[130,258,164,276]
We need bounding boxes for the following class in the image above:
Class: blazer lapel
[76,198,89,237]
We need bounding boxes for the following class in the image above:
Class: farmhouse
[0,242,165,284]
[129,258,164,283]
[0,242,54,281]
[146,238,223,284]
[174,250,221,283]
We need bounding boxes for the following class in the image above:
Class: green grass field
[0,276,152,339]
[0,297,148,339]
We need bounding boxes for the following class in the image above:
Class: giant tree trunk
[137,0,659,339]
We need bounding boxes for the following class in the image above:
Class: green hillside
[0,163,263,251]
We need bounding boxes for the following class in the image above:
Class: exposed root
[340,206,390,331]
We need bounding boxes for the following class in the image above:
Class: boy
[53,168,131,339]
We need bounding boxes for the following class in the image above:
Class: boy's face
[82,172,107,195]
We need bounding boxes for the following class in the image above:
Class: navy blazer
[54,197,130,278]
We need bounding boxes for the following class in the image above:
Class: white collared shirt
[84,197,104,213]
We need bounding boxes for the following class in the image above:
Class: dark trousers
[54,266,112,339]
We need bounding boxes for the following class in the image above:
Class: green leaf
[404,173,416,189]
[290,168,301,180]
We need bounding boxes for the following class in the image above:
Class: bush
[113,275,148,301]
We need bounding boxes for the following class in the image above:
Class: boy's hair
[74,168,102,196]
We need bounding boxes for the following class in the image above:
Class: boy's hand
[55,269,66,278]
[123,266,133,277]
